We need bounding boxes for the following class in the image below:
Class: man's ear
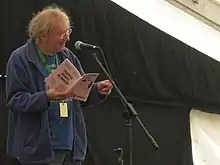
[39,33,47,42]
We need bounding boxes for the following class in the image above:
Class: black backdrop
[1,0,220,164]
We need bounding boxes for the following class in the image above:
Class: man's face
[42,21,72,54]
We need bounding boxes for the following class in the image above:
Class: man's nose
[63,33,70,41]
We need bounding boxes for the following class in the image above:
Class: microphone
[74,41,99,50]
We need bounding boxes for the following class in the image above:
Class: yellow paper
[59,103,68,117]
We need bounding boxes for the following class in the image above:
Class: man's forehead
[51,22,70,34]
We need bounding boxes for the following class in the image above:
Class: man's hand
[46,89,72,101]
[97,80,113,95]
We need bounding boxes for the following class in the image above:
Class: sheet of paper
[45,59,99,101]
[71,73,99,102]
[45,59,81,92]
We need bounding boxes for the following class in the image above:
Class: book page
[71,73,99,102]
[45,59,81,92]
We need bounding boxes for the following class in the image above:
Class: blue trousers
[23,150,82,165]
[50,149,82,165]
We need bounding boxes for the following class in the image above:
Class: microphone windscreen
[74,41,82,49]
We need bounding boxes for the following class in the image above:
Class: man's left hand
[97,80,113,95]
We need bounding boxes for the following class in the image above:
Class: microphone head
[74,41,83,50]
[74,40,99,50]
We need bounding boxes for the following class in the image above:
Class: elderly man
[6,5,112,165]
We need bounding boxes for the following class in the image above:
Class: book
[45,59,99,102]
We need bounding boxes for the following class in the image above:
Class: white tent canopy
[110,0,220,63]
[190,110,220,165]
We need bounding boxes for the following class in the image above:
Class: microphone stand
[114,148,124,165]
[91,51,159,165]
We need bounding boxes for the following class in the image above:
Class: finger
[101,83,111,89]
[55,92,70,99]
[108,83,113,89]
[100,87,111,92]
[99,91,108,95]
[100,90,111,95]
[100,80,110,86]
[56,91,68,96]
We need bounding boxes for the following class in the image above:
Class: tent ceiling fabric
[168,0,220,29]
[110,0,220,63]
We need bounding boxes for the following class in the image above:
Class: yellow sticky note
[59,103,68,118]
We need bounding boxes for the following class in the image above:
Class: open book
[45,59,99,102]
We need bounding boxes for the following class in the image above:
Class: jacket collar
[26,39,69,77]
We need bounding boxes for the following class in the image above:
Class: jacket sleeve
[68,50,107,107]
[6,53,50,113]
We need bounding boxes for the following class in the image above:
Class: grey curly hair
[28,5,71,43]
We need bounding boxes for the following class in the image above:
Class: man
[6,5,113,165]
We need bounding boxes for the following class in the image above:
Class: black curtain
[1,0,220,164]
[83,98,193,165]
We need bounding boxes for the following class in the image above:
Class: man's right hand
[46,89,72,101]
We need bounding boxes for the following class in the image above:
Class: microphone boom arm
[91,52,159,151]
